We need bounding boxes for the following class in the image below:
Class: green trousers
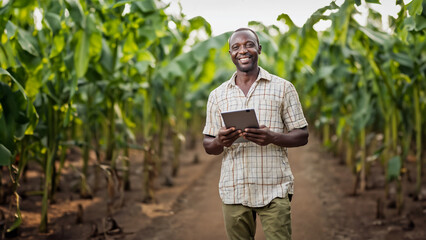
[222,197,292,240]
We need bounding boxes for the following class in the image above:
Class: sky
[163,0,407,35]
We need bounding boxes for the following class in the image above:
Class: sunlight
[34,8,43,31]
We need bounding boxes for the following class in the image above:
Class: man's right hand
[203,127,242,155]
[215,127,242,147]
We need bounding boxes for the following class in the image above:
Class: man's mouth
[239,57,251,64]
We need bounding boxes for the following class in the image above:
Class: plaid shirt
[203,67,308,207]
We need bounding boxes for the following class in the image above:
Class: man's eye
[232,46,239,50]
[247,43,254,47]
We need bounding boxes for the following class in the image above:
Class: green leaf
[358,26,389,45]
[49,34,65,58]
[0,82,16,153]
[5,21,17,39]
[403,16,416,31]
[133,0,157,13]
[123,32,138,55]
[387,156,401,181]
[23,102,38,136]
[65,0,85,29]
[25,75,42,98]
[365,0,380,3]
[112,0,131,8]
[1,40,17,67]
[100,39,114,73]
[89,32,102,59]
[17,29,40,57]
[277,14,296,29]
[44,12,62,35]
[414,15,426,31]
[135,50,155,74]
[69,73,78,100]
[159,32,231,79]
[407,0,423,16]
[63,104,72,127]
[12,0,35,8]
[13,91,29,140]
[189,16,212,36]
[299,25,319,66]
[135,61,150,74]
[74,30,90,78]
[0,4,12,36]
[0,68,27,99]
[391,52,414,68]
[0,144,11,166]
[137,50,155,63]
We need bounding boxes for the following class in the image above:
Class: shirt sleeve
[203,91,222,137]
[282,82,308,132]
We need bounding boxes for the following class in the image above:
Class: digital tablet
[221,109,259,143]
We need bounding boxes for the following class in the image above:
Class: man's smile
[238,56,251,64]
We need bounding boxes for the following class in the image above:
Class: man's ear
[258,44,262,54]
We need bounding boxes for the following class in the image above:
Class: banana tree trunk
[105,99,116,162]
[123,142,131,191]
[142,145,156,203]
[39,142,58,233]
[172,134,181,177]
[80,128,92,198]
[345,130,353,167]
[413,87,422,197]
[93,124,102,193]
[40,104,59,233]
[383,115,391,199]
[322,122,330,147]
[359,128,367,192]
[155,116,165,175]
[54,145,67,193]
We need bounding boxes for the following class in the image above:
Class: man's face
[229,30,262,73]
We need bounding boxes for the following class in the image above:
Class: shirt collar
[227,66,272,88]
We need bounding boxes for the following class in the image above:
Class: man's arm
[203,127,242,155]
[242,126,308,147]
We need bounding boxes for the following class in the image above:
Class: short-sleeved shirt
[203,67,308,207]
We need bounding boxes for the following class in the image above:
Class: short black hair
[229,28,260,47]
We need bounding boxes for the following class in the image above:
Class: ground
[0,135,425,240]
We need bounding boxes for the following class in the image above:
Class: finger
[244,135,267,145]
[223,134,241,147]
[228,129,242,138]
[243,128,263,135]
[221,127,238,136]
[243,132,263,140]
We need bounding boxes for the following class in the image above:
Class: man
[202,28,309,240]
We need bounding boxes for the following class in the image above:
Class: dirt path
[134,138,329,240]
[8,134,425,239]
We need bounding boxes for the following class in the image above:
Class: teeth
[240,58,250,63]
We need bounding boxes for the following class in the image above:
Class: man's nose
[238,45,248,54]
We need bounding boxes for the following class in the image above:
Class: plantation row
[0,0,425,234]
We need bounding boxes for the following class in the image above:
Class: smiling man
[203,28,309,240]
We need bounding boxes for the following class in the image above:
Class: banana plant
[390,0,425,199]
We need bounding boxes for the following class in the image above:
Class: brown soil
[1,135,425,240]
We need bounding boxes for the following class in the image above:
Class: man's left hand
[242,125,275,146]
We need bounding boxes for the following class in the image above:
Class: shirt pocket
[256,98,283,131]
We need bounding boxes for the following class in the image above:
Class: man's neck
[235,67,260,86]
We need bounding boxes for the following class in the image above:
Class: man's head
[228,28,262,73]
